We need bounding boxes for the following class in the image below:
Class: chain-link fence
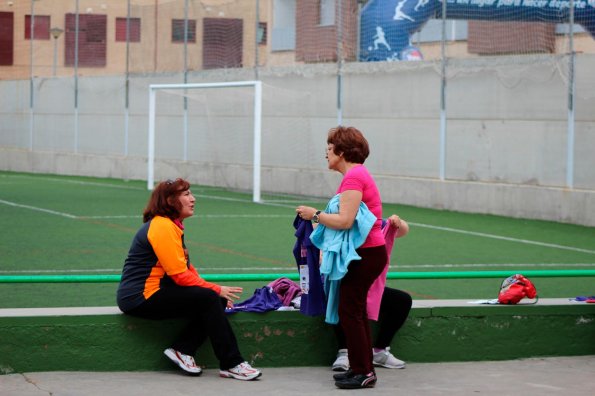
[1,0,594,224]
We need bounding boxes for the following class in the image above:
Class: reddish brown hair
[142,178,191,223]
[327,126,370,164]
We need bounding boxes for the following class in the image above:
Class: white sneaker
[219,361,262,381]
[372,347,405,369]
[332,348,350,371]
[164,348,202,375]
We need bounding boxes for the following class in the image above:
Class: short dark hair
[142,178,191,222]
[327,126,370,164]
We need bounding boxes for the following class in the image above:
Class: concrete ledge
[0,306,122,317]
[1,299,594,374]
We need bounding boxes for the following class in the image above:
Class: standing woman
[296,126,386,389]
[117,178,261,381]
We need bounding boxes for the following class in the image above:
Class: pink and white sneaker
[219,361,262,381]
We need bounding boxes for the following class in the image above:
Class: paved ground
[2,356,594,396]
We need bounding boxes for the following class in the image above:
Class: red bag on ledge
[498,274,538,305]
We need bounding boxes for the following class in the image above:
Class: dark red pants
[334,286,413,349]
[338,245,387,374]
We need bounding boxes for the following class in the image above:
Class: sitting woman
[116,178,261,381]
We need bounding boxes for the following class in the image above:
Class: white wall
[1,55,594,226]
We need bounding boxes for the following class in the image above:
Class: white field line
[409,222,595,255]
[80,214,295,219]
[2,262,595,275]
[1,174,312,203]
[0,199,77,219]
[2,188,594,256]
[0,174,143,190]
[79,215,140,219]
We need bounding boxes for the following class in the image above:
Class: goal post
[147,80,262,202]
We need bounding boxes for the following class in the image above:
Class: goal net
[147,79,331,204]
[148,81,262,202]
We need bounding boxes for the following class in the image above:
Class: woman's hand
[219,286,243,307]
[296,205,317,221]
[387,214,409,238]
[387,215,402,229]
[296,190,362,230]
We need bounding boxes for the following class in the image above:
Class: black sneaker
[333,369,354,381]
[335,371,377,389]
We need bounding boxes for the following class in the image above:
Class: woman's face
[178,189,196,220]
[326,143,342,171]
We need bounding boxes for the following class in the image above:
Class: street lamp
[50,27,63,76]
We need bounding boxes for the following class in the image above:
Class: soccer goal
[147,80,262,202]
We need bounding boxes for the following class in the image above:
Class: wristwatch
[312,210,322,224]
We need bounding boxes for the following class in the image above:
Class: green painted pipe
[0,270,593,283]
[387,269,595,279]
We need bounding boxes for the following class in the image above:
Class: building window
[257,22,267,45]
[203,18,243,69]
[0,12,14,65]
[115,17,141,42]
[272,0,296,51]
[65,14,107,67]
[25,15,50,40]
[319,0,335,26]
[172,19,196,43]
[414,20,467,43]
[86,17,106,43]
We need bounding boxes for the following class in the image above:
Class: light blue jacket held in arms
[309,194,376,324]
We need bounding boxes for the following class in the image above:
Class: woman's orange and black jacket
[117,215,220,312]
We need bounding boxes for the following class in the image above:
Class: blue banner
[360,0,595,61]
